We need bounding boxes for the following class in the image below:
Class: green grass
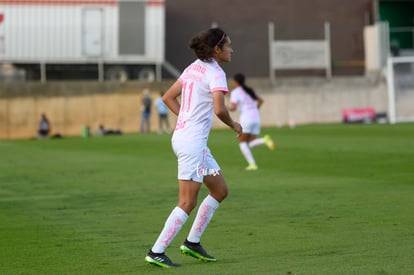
[1,123,413,275]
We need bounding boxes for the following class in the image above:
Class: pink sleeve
[211,88,228,94]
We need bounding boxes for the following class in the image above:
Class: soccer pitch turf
[1,123,413,274]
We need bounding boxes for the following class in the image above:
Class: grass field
[1,123,413,275]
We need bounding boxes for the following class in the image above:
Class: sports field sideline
[1,123,413,274]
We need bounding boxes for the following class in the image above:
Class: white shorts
[241,120,261,135]
[172,141,220,183]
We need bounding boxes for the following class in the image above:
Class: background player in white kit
[228,73,275,171]
[144,28,242,268]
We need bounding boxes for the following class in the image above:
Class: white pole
[98,61,104,82]
[383,22,390,67]
[268,22,275,83]
[156,63,162,82]
[324,22,332,79]
[40,62,46,83]
[386,56,396,124]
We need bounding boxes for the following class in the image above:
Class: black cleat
[144,250,181,268]
[180,239,216,262]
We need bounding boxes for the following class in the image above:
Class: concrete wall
[254,77,387,127]
[0,81,175,139]
[0,77,388,140]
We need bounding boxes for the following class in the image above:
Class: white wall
[0,77,388,139]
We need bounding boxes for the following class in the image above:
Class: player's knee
[212,187,228,202]
[178,199,198,214]
[221,189,229,201]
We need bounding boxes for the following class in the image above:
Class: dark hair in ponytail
[233,73,257,100]
[189,28,227,62]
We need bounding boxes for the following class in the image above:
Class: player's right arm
[227,101,237,112]
[256,95,264,109]
[227,90,238,112]
[162,80,182,116]
[212,91,242,135]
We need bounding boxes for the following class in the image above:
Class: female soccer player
[228,73,275,171]
[144,28,242,268]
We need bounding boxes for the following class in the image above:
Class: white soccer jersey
[230,86,260,124]
[172,59,228,143]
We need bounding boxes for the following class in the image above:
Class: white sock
[239,142,256,165]
[151,206,188,253]
[187,195,220,243]
[249,137,264,148]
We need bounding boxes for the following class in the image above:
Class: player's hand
[231,121,242,137]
